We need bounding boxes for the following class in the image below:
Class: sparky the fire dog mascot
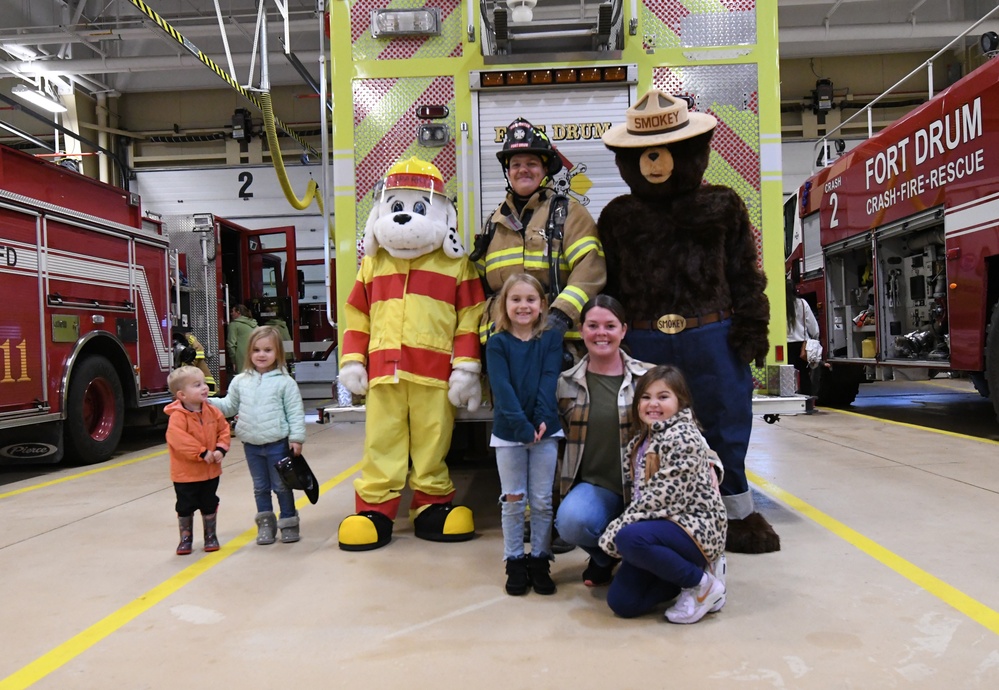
[337,158,486,551]
[599,90,779,553]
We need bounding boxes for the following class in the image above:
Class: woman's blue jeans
[554,481,624,567]
[495,438,558,560]
[244,439,297,518]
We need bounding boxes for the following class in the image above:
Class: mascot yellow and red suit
[599,90,779,553]
[337,158,486,551]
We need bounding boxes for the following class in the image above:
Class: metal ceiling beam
[5,51,321,77]
[0,19,318,48]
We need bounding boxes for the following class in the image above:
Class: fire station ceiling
[0,0,997,99]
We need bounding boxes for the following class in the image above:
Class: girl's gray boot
[278,515,300,543]
[255,511,277,545]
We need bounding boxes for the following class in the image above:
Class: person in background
[226,304,257,375]
[173,328,217,395]
[555,295,652,586]
[786,280,821,396]
[210,325,306,546]
[164,365,230,555]
[486,274,564,596]
[600,365,727,625]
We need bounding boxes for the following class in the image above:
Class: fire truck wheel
[65,355,125,465]
[816,363,863,408]
[986,303,999,423]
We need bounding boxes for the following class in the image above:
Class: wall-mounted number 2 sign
[238,171,254,200]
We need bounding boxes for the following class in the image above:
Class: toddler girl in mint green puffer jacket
[210,325,306,546]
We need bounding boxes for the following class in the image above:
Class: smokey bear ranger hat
[601,89,717,148]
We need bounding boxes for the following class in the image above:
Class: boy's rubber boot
[202,511,220,552]
[278,515,300,543]
[255,511,277,545]
[176,515,194,555]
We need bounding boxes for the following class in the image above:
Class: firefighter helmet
[383,157,446,197]
[496,118,563,177]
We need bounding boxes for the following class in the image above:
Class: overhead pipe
[0,19,319,47]
[782,20,999,43]
[6,51,322,77]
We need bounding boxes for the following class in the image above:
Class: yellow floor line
[0,460,362,690]
[0,450,167,500]
[748,469,999,636]
[824,407,999,445]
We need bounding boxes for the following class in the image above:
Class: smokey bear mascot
[337,157,485,551]
[599,90,779,553]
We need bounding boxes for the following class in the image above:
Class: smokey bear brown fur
[600,133,769,364]
[600,129,779,554]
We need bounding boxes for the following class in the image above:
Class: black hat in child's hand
[275,454,320,504]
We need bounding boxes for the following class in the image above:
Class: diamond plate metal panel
[767,364,798,397]
[682,10,756,48]
[352,76,456,265]
[165,215,220,384]
[642,0,757,51]
[350,0,463,62]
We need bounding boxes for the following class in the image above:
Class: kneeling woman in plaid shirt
[555,295,652,588]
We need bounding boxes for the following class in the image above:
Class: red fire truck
[788,56,999,418]
[0,144,173,464]
[0,146,308,465]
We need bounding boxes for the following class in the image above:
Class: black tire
[64,355,125,465]
[987,304,999,423]
[816,363,863,408]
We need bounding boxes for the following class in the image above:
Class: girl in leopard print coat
[598,365,728,621]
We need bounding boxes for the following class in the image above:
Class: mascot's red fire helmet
[381,157,447,201]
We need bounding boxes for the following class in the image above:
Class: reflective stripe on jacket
[340,250,485,389]
[475,188,605,341]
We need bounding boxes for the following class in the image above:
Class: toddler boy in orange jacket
[165,365,231,555]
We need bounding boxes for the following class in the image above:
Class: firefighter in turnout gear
[337,158,486,551]
[472,118,606,346]
[173,329,217,396]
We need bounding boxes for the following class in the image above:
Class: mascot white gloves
[338,158,485,551]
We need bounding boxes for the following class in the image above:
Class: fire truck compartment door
[474,85,632,228]
[0,206,46,413]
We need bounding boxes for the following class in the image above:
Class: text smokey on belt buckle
[656,314,687,334]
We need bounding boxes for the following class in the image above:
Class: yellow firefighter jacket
[341,250,485,389]
[475,187,606,340]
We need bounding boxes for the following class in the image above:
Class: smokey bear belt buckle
[656,314,687,334]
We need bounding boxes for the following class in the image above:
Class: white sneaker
[711,553,727,587]
[665,571,726,624]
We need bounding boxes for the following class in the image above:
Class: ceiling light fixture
[370,8,441,38]
[506,0,536,23]
[12,84,67,113]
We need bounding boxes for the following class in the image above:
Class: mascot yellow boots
[337,158,485,550]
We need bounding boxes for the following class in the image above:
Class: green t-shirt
[578,371,625,495]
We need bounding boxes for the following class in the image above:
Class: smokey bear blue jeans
[624,318,753,517]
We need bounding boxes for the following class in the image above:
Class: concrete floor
[2,391,999,689]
